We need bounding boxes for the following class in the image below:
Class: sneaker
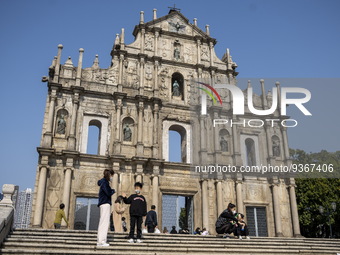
[238,236,243,240]
[223,234,230,239]
[128,238,134,243]
[246,236,250,239]
[97,242,109,247]
[136,239,142,243]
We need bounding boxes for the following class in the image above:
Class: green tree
[290,149,340,238]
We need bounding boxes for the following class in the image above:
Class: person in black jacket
[122,182,147,243]
[215,203,239,237]
[145,205,158,233]
[97,169,115,247]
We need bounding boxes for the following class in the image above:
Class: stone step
[8,231,340,246]
[1,229,339,255]
[4,240,339,253]
[5,236,340,249]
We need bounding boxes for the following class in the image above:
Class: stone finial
[0,184,15,206]
[120,28,125,45]
[247,80,252,88]
[92,54,100,69]
[49,56,57,69]
[153,9,157,20]
[114,33,120,46]
[58,44,63,49]
[64,56,74,67]
[275,81,281,87]
[79,48,84,53]
[193,18,197,26]
[260,79,265,93]
[140,11,144,24]
[205,24,210,35]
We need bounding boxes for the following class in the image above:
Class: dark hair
[240,213,244,218]
[172,226,176,229]
[151,205,156,210]
[134,182,143,189]
[60,203,65,209]
[103,169,114,181]
[227,203,236,212]
[122,217,126,221]
[115,195,124,203]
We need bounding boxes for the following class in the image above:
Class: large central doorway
[162,194,193,233]
[74,197,99,230]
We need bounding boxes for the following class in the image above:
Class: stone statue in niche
[220,136,228,152]
[272,137,280,157]
[57,114,66,134]
[123,124,132,141]
[172,80,181,97]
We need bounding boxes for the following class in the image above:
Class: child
[194,227,202,235]
[54,203,69,229]
[201,228,209,236]
[236,213,250,239]
[122,182,147,243]
[97,169,115,247]
[145,205,158,233]
[122,217,127,232]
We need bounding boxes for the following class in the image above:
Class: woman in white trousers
[97,169,115,246]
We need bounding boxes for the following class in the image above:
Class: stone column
[141,27,145,53]
[282,127,290,162]
[236,178,244,213]
[118,53,124,91]
[196,37,201,64]
[289,180,302,237]
[265,123,274,165]
[272,179,283,237]
[68,91,80,150]
[53,44,63,83]
[75,48,84,86]
[112,173,119,202]
[114,98,122,154]
[33,159,48,227]
[231,124,242,165]
[152,175,159,209]
[61,165,73,227]
[152,102,159,158]
[154,29,159,56]
[153,58,160,97]
[137,101,144,156]
[43,89,57,147]
[199,116,207,163]
[139,56,145,94]
[209,41,214,67]
[260,79,268,109]
[201,179,209,229]
[216,180,223,215]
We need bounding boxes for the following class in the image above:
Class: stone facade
[31,8,301,237]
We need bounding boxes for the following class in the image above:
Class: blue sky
[0,0,339,191]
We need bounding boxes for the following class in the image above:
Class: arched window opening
[86,120,102,155]
[169,125,187,163]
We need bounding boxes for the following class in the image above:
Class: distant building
[14,188,33,229]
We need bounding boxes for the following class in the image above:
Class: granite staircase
[1,228,340,255]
